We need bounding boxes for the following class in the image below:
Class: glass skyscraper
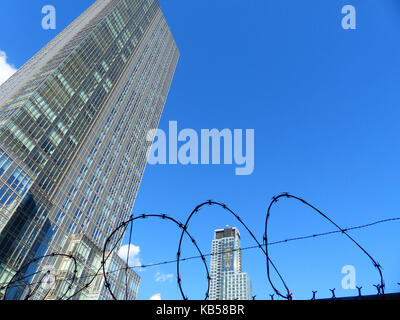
[0,0,179,300]
[209,227,252,300]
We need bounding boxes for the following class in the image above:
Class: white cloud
[150,293,162,300]
[118,244,142,268]
[155,271,174,283]
[0,50,17,86]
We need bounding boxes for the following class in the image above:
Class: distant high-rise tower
[0,0,179,300]
[209,227,252,300]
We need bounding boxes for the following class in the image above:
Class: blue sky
[1,0,400,300]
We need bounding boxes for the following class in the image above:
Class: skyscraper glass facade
[0,0,179,300]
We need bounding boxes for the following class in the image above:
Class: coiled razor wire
[102,214,210,300]
[264,193,385,300]
[1,193,393,300]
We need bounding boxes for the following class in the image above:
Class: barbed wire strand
[2,215,398,296]
[2,197,398,300]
